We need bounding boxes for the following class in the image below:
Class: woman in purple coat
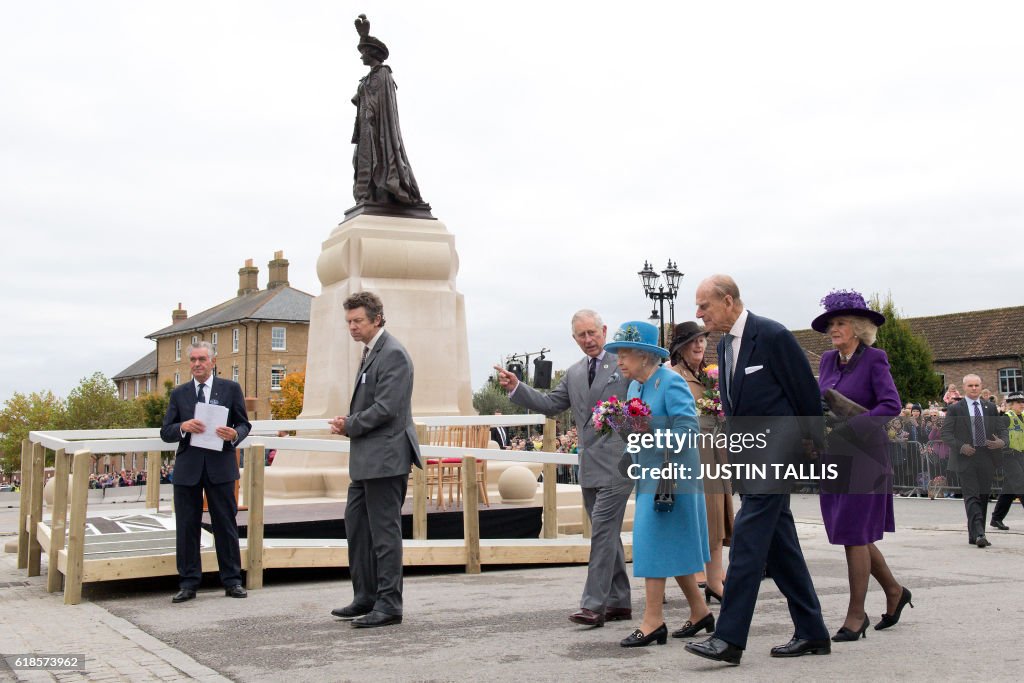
[812,290,912,642]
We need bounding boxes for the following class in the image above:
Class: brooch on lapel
[654,378,661,390]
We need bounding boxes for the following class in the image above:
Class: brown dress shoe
[568,608,605,627]
[605,607,632,621]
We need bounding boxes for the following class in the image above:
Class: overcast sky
[2,1,1022,403]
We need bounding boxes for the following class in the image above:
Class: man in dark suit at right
[685,275,829,666]
[941,374,1007,547]
[490,411,511,450]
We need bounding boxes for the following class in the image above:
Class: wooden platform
[222,500,543,540]
[35,509,632,584]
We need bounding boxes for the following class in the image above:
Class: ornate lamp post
[637,259,684,348]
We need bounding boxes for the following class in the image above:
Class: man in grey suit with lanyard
[329,292,422,628]
[495,309,633,627]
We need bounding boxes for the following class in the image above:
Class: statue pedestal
[266,214,474,499]
[300,213,474,419]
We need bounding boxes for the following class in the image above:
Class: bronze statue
[347,14,432,220]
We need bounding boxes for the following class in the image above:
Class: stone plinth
[300,213,473,420]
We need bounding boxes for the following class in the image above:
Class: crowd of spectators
[85,464,174,489]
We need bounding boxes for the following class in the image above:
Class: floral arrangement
[820,289,869,312]
[593,395,651,436]
[695,364,724,417]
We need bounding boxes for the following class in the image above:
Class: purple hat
[811,289,886,333]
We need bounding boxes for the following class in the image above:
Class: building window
[175,338,182,361]
[232,365,239,382]
[174,371,180,385]
[211,332,218,355]
[271,326,286,351]
[271,365,286,391]
[122,382,129,399]
[146,377,152,393]
[134,379,140,398]
[999,367,1023,395]
[191,335,198,346]
[232,328,240,353]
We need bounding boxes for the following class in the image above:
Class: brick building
[114,251,312,420]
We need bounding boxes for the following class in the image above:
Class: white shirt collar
[193,376,212,392]
[365,327,386,352]
[728,308,749,339]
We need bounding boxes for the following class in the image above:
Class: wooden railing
[21,415,579,603]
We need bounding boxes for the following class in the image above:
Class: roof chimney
[238,258,259,296]
[267,250,290,289]
[172,302,188,324]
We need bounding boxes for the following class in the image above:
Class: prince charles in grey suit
[496,309,633,627]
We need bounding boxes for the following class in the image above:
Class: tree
[270,371,305,420]
[136,380,173,428]
[871,293,945,405]
[471,369,575,436]
[63,372,145,430]
[0,390,66,475]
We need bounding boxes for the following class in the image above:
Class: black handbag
[654,448,675,512]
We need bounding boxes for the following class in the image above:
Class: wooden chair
[426,426,490,510]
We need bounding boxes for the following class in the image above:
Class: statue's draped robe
[351,64,423,205]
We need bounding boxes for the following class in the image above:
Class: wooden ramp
[36,511,631,583]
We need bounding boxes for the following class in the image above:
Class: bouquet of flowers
[695,364,724,418]
[593,396,651,436]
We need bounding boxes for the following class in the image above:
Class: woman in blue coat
[605,321,711,647]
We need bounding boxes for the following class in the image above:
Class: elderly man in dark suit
[329,292,421,628]
[495,309,633,628]
[685,275,829,666]
[161,341,251,603]
[941,374,1007,547]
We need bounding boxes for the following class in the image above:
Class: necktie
[722,333,735,404]
[588,357,598,387]
[197,383,206,404]
[360,345,370,369]
[972,401,986,447]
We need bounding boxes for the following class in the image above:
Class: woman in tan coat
[668,322,734,612]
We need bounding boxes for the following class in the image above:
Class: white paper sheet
[191,402,230,451]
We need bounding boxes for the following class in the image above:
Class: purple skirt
[820,493,895,546]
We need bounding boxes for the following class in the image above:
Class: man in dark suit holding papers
[161,341,251,603]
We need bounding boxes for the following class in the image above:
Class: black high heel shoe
[832,615,869,641]
[704,586,722,604]
[672,613,715,638]
[620,624,668,647]
[875,587,913,630]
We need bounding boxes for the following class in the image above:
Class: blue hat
[603,321,669,359]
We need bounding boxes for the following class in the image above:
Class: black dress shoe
[605,607,632,622]
[620,623,668,647]
[684,636,742,665]
[976,535,992,548]
[352,610,403,628]
[704,586,722,604]
[224,585,248,598]
[568,608,605,627]
[991,519,1009,530]
[832,615,869,641]
[876,587,913,630]
[672,612,715,638]
[331,603,374,620]
[172,589,196,603]
[770,637,831,657]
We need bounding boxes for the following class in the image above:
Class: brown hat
[669,321,709,357]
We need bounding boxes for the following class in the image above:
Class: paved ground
[1,495,1023,681]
